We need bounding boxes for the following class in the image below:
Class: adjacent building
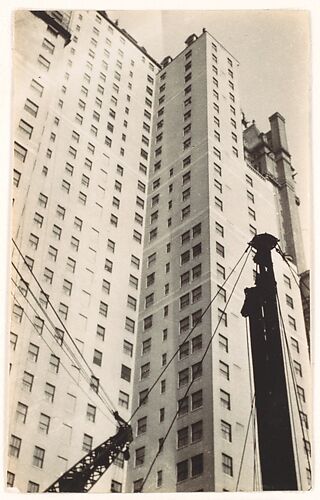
[126,30,311,493]
[8,11,311,494]
[9,10,159,493]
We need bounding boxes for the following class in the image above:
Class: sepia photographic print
[5,3,313,496]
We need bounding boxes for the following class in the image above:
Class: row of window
[6,473,39,493]
[9,435,45,468]
[78,13,156,72]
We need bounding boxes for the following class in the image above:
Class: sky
[108,9,311,266]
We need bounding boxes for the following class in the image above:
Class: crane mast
[44,412,133,493]
[241,233,298,490]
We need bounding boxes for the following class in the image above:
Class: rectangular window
[7,471,15,487]
[29,232,39,250]
[93,349,103,367]
[191,454,203,477]
[16,402,28,423]
[297,385,305,403]
[59,302,68,320]
[179,316,190,334]
[192,362,202,380]
[141,363,150,380]
[178,396,189,416]
[90,376,99,393]
[44,382,55,402]
[61,179,70,193]
[142,338,151,355]
[145,293,154,308]
[216,242,225,258]
[222,453,233,476]
[13,169,21,186]
[214,179,222,193]
[180,292,190,310]
[30,78,44,96]
[25,98,39,117]
[177,460,188,482]
[49,354,60,373]
[219,333,229,352]
[82,433,93,452]
[10,332,18,350]
[38,192,48,208]
[34,316,44,335]
[220,389,231,409]
[123,339,133,357]
[293,360,302,377]
[133,230,142,243]
[193,243,202,258]
[213,147,221,160]
[215,197,223,211]
[137,417,147,436]
[286,294,294,309]
[9,435,22,458]
[219,360,230,380]
[221,420,232,442]
[19,119,33,139]
[291,337,299,353]
[191,264,201,281]
[125,316,135,333]
[192,286,202,303]
[180,270,190,287]
[27,341,39,362]
[118,390,129,410]
[121,364,131,382]
[180,250,190,266]
[182,205,191,219]
[217,263,225,280]
[288,315,297,330]
[192,334,202,352]
[63,279,72,296]
[96,324,105,341]
[179,341,190,360]
[43,267,54,284]
[39,413,50,434]
[135,447,145,467]
[144,315,153,331]
[191,389,203,411]
[177,427,188,448]
[218,308,227,326]
[33,446,45,468]
[284,274,292,288]
[178,368,189,387]
[215,221,224,237]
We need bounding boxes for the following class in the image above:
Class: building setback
[8,11,311,494]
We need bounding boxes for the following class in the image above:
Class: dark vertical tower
[241,233,298,491]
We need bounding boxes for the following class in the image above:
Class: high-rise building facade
[9,10,159,493]
[126,30,311,493]
[8,11,311,494]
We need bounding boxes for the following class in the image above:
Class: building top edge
[158,28,240,73]
[98,11,161,69]
[32,11,72,44]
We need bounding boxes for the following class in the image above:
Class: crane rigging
[14,234,304,493]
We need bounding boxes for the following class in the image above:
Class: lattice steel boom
[44,412,133,493]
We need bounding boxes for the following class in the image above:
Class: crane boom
[44,412,133,493]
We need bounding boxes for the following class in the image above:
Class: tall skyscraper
[9,10,159,493]
[126,29,311,493]
[8,10,311,494]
